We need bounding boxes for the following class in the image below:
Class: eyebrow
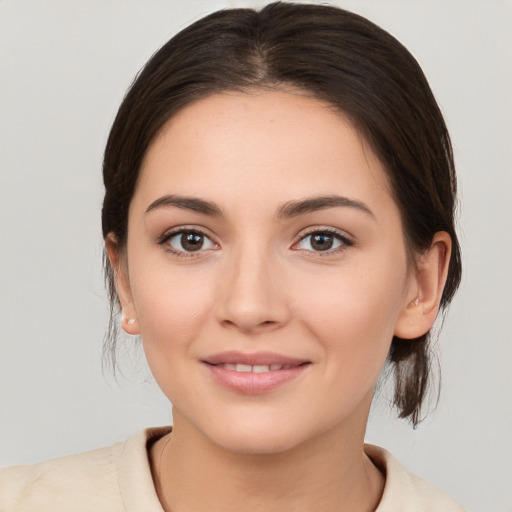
[145,195,223,216]
[276,195,374,219]
[145,194,374,219]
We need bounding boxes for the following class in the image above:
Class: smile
[213,363,297,373]
[203,352,310,394]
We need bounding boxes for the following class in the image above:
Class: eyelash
[157,227,216,258]
[293,227,354,256]
[157,226,353,258]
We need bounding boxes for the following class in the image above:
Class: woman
[1,3,465,510]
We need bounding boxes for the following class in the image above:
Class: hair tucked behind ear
[101,2,461,426]
[388,335,434,425]
[102,250,120,373]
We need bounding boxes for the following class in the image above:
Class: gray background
[1,1,511,510]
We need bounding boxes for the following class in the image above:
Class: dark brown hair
[102,2,462,426]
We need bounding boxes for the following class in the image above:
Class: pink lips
[202,351,310,394]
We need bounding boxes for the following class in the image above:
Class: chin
[183,407,310,455]
[204,407,341,456]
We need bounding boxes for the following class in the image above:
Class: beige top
[0,427,465,511]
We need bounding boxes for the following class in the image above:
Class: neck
[150,411,384,512]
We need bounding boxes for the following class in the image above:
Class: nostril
[260,320,279,329]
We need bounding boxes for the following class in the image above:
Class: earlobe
[105,233,140,335]
[394,231,452,339]
[120,315,139,335]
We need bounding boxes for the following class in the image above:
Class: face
[116,90,420,454]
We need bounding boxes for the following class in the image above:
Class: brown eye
[181,232,204,251]
[310,233,334,251]
[295,230,350,253]
[167,230,216,253]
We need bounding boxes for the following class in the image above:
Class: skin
[107,90,451,512]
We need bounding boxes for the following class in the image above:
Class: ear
[105,233,140,335]
[394,231,452,339]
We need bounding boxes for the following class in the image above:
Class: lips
[214,363,297,372]
[203,350,308,368]
[202,351,310,394]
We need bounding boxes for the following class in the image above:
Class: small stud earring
[127,318,136,325]
[411,297,419,307]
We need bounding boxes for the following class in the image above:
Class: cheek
[129,259,215,363]
[293,258,407,368]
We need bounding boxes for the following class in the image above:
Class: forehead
[135,90,395,216]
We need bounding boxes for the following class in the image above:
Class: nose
[214,244,290,334]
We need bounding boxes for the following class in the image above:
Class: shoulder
[365,444,466,512]
[0,428,169,512]
[0,440,123,511]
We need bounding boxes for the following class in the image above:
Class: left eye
[295,231,348,252]
[167,230,216,253]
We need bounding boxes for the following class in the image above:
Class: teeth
[253,365,270,373]
[217,363,289,372]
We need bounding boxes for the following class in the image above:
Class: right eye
[161,229,217,255]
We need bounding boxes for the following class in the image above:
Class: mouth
[209,363,303,373]
[202,351,311,394]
